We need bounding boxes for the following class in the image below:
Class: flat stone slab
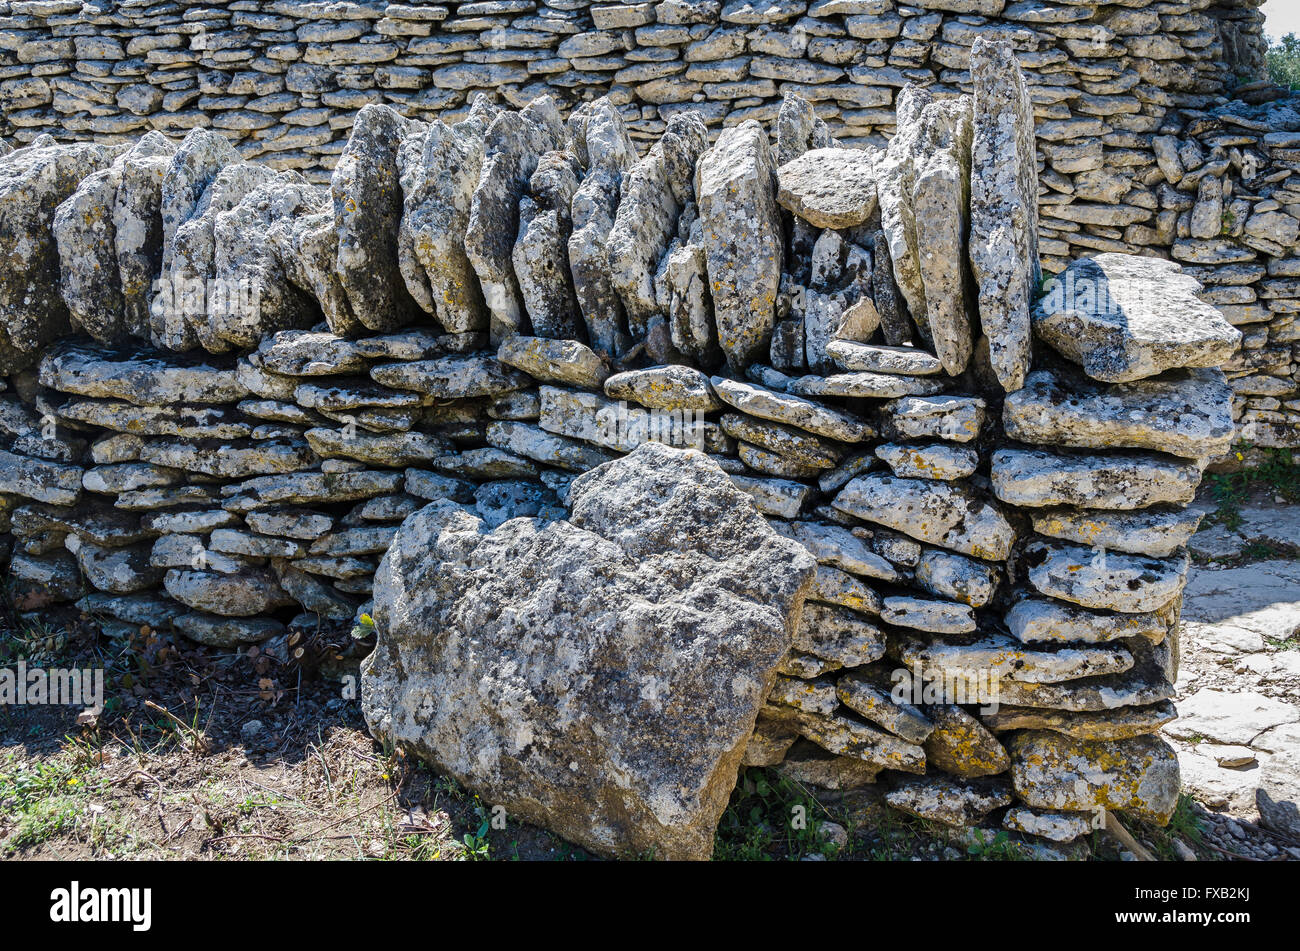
[728,473,814,519]
[763,705,926,773]
[883,394,985,443]
[497,335,608,390]
[1002,807,1092,844]
[776,146,878,229]
[836,672,933,743]
[1189,503,1300,562]
[788,371,947,400]
[39,344,249,405]
[0,449,82,505]
[984,701,1178,741]
[881,595,976,634]
[990,447,1202,510]
[793,602,887,667]
[252,330,369,376]
[720,413,841,468]
[808,565,882,615]
[833,473,1015,561]
[1003,367,1235,460]
[1166,689,1299,746]
[769,518,901,582]
[1032,253,1242,383]
[893,630,1134,685]
[915,548,1000,607]
[1030,507,1202,558]
[603,365,721,411]
[697,121,783,371]
[875,441,978,481]
[826,340,944,376]
[486,420,617,472]
[1025,539,1190,614]
[1180,559,1300,655]
[969,37,1039,393]
[371,353,532,398]
[220,470,404,512]
[1005,596,1168,645]
[711,375,873,442]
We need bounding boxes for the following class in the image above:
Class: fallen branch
[1102,811,1155,861]
[144,699,212,754]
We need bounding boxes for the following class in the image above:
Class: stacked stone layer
[0,40,1243,848]
[0,0,1294,442]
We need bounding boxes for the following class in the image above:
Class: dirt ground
[2,485,1299,862]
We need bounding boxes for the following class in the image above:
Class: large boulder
[361,442,817,860]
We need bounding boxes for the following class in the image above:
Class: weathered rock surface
[1004,368,1235,460]
[968,39,1039,393]
[568,100,636,359]
[1009,731,1181,824]
[465,98,564,343]
[1,139,122,373]
[1025,539,1190,614]
[833,474,1015,561]
[607,112,707,346]
[361,443,816,860]
[1005,597,1168,645]
[776,147,877,229]
[605,365,719,412]
[397,98,496,335]
[712,376,871,442]
[886,775,1012,827]
[883,394,985,443]
[498,335,607,390]
[1032,254,1242,384]
[923,705,1011,778]
[697,122,783,372]
[827,340,943,376]
[990,448,1202,510]
[332,104,419,333]
[1030,507,1202,558]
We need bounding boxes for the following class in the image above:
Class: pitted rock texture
[361,443,816,860]
[1033,254,1243,384]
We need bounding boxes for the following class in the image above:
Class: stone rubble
[0,39,1267,857]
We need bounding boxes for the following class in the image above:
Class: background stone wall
[0,0,1298,446]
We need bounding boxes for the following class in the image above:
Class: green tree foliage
[1269,33,1300,90]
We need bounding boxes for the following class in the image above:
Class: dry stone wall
[0,0,1296,442]
[0,38,1254,854]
